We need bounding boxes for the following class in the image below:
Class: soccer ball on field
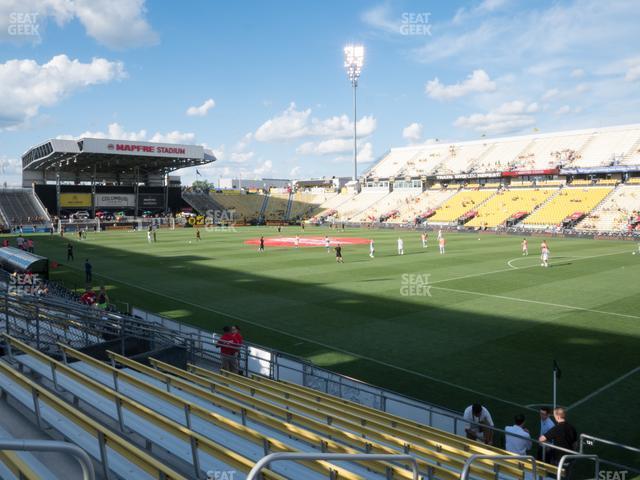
[188,240,192,244]
[633,251,636,255]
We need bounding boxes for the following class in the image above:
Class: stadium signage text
[113,144,186,155]
[501,168,558,177]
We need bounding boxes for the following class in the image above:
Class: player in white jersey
[437,228,443,240]
[294,235,300,248]
[324,235,331,253]
[439,236,446,255]
[421,232,428,248]
[540,241,549,267]
[521,238,528,256]
[397,237,404,255]
[369,239,375,258]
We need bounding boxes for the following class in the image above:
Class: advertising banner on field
[95,193,135,207]
[60,193,92,208]
[138,193,163,208]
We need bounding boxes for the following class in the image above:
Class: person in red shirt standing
[217,326,240,373]
[231,325,244,375]
[80,287,97,306]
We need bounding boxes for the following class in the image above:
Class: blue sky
[1,0,639,186]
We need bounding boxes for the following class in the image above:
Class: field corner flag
[553,359,562,379]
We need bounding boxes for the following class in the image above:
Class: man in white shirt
[463,403,494,444]
[397,237,404,255]
[505,414,532,455]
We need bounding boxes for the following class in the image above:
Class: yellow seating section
[467,189,556,227]
[522,187,613,225]
[429,189,496,222]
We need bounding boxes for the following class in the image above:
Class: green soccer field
[8,226,640,454]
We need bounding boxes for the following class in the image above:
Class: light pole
[344,44,364,184]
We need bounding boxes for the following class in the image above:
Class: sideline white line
[429,285,640,320]
[62,265,533,410]
[429,249,628,285]
[57,248,630,410]
[568,365,640,410]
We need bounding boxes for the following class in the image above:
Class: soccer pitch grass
[13,226,640,452]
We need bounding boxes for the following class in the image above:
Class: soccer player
[421,232,428,248]
[522,238,528,256]
[439,236,446,255]
[369,239,375,258]
[294,235,300,248]
[67,243,74,261]
[147,226,152,243]
[258,236,265,252]
[437,228,443,240]
[324,235,331,253]
[397,237,404,255]
[540,240,550,267]
[335,243,344,263]
[196,229,201,241]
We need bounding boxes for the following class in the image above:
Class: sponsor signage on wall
[95,194,135,207]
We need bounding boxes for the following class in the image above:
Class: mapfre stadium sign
[82,138,203,159]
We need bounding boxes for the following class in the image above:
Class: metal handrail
[0,439,95,480]
[460,454,536,480]
[557,454,599,480]
[1,290,636,475]
[245,453,419,480]
[579,433,640,455]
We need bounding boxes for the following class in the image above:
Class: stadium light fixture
[344,44,364,183]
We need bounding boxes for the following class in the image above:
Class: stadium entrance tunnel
[244,236,370,247]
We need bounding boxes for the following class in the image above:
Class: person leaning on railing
[216,326,241,373]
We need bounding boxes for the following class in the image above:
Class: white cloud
[186,98,215,117]
[234,132,253,151]
[296,139,352,156]
[0,0,158,49]
[571,68,585,78]
[332,142,374,164]
[289,166,302,177]
[0,156,22,186]
[555,105,572,115]
[361,4,400,34]
[254,102,376,142]
[454,100,538,134]
[0,55,125,129]
[149,130,196,144]
[230,151,255,163]
[625,61,640,82]
[253,159,273,176]
[254,103,311,141]
[59,122,196,144]
[425,70,496,100]
[402,122,423,142]
[541,88,559,101]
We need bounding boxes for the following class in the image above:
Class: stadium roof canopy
[22,138,216,176]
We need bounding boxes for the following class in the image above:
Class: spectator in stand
[463,403,494,445]
[539,408,578,465]
[80,287,97,306]
[26,238,34,253]
[96,286,109,310]
[537,407,556,461]
[217,326,240,373]
[1,239,9,248]
[505,414,532,455]
[231,325,244,375]
[85,259,92,283]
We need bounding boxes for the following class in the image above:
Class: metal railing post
[0,439,95,480]
[460,454,536,480]
[246,453,420,480]
[557,454,599,480]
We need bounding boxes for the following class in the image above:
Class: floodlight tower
[344,44,364,183]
